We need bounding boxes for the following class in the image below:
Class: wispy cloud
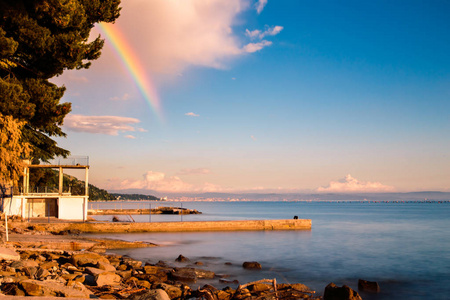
[242,25,282,53]
[317,174,395,193]
[245,29,262,39]
[246,26,283,39]
[243,40,272,53]
[250,135,257,141]
[177,168,211,175]
[124,135,136,139]
[255,0,268,14]
[185,112,200,117]
[64,114,141,136]
[110,93,131,101]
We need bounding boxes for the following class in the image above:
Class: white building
[1,157,89,221]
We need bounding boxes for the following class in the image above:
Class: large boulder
[20,279,92,298]
[95,271,122,286]
[171,268,197,282]
[35,267,51,280]
[144,265,163,275]
[85,266,108,276]
[175,254,189,262]
[157,283,183,299]
[323,283,362,300]
[39,261,59,270]
[117,269,133,280]
[71,253,110,267]
[129,289,171,300]
[11,259,39,269]
[0,247,20,261]
[242,261,262,270]
[194,268,215,279]
[123,257,143,269]
[97,260,117,272]
[358,279,380,293]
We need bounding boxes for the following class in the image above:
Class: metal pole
[5,214,8,242]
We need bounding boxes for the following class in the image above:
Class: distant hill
[111,193,160,201]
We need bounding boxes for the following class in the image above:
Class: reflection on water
[87,201,450,299]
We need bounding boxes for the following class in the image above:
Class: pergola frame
[22,164,89,196]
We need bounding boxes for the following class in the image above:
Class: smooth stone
[95,271,122,286]
[0,247,20,261]
[71,252,110,267]
[242,261,262,270]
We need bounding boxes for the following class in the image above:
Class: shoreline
[0,222,328,299]
[0,219,371,300]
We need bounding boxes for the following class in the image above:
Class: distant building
[1,156,89,221]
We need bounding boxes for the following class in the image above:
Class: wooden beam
[26,165,89,169]
[85,167,89,197]
[58,167,63,195]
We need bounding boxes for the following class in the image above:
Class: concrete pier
[14,219,311,233]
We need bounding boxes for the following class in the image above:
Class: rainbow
[97,22,164,122]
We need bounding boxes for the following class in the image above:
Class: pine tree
[0,113,31,186]
[0,0,121,162]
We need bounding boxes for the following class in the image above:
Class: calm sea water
[87,201,450,299]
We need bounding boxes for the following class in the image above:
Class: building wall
[2,197,24,217]
[2,196,88,221]
[58,197,88,220]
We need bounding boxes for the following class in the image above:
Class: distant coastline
[104,191,450,202]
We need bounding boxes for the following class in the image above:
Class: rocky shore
[0,247,323,299]
[0,224,367,299]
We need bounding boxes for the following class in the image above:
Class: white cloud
[245,29,261,39]
[124,135,136,139]
[317,174,395,193]
[110,93,131,101]
[255,0,268,14]
[246,25,283,39]
[243,40,272,53]
[185,112,200,117]
[108,170,227,193]
[64,114,141,135]
[177,168,211,175]
[97,0,256,75]
[114,171,193,192]
[263,25,283,38]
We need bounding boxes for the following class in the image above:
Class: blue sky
[53,0,450,194]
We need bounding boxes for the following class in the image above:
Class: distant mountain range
[108,189,450,201]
